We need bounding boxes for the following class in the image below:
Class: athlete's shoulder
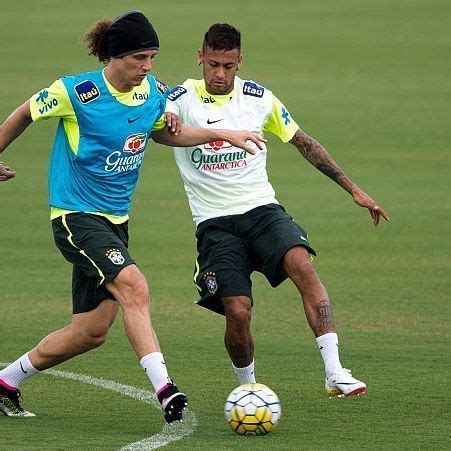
[60,70,102,85]
[166,79,198,102]
[238,77,272,99]
[60,70,102,104]
[147,75,169,96]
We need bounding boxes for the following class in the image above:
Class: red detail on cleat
[346,386,367,397]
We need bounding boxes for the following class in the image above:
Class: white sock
[316,333,343,378]
[233,360,256,384]
[0,352,39,389]
[140,352,172,393]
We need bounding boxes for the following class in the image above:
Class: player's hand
[164,112,182,136]
[352,188,389,226]
[0,161,16,182]
[220,130,267,155]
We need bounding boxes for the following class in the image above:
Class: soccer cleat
[325,368,367,398]
[0,383,35,417]
[157,383,188,424]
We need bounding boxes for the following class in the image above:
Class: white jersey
[165,77,299,225]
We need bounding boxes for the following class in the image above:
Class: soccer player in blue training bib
[166,24,389,397]
[0,12,264,422]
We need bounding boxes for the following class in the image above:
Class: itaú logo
[123,133,147,153]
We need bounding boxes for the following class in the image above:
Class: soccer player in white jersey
[165,23,389,397]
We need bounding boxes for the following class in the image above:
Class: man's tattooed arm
[289,128,355,195]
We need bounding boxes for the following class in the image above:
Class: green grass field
[1,0,450,449]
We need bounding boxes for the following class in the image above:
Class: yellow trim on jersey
[30,74,165,156]
[102,71,165,131]
[152,114,166,131]
[51,207,129,224]
[61,214,105,285]
[102,70,150,106]
[191,79,236,107]
[263,95,299,143]
[30,80,79,154]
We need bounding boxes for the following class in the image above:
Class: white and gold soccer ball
[225,383,281,436]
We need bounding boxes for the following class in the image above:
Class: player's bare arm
[152,125,266,155]
[0,100,33,181]
[289,128,389,226]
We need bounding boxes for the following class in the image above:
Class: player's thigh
[52,212,135,313]
[251,205,316,286]
[194,228,253,315]
[52,212,135,282]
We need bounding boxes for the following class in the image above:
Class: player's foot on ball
[157,383,188,424]
[325,368,367,397]
[0,383,35,417]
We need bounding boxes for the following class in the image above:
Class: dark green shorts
[52,213,135,314]
[194,203,316,315]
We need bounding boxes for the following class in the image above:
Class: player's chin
[210,82,228,94]
[133,75,147,85]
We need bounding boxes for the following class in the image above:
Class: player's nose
[142,57,152,71]
[215,66,225,78]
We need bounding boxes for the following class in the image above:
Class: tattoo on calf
[314,300,335,336]
[226,342,253,368]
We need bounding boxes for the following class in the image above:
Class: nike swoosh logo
[20,361,28,374]
[299,235,307,241]
[128,116,142,124]
[141,40,152,46]
[207,118,223,124]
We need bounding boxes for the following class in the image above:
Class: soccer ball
[225,383,281,436]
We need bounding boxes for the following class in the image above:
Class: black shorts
[194,204,316,315]
[52,213,135,314]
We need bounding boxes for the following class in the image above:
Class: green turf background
[1,0,450,449]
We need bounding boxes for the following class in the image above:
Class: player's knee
[119,278,150,311]
[225,299,252,328]
[286,250,318,286]
[76,328,109,350]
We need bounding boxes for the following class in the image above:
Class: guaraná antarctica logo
[104,133,148,173]
[191,141,248,171]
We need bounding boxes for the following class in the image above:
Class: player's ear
[197,49,203,66]
[237,53,243,70]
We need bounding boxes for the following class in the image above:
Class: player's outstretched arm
[289,128,389,226]
[152,125,266,155]
[0,100,33,181]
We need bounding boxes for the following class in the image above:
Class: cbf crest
[203,271,218,294]
[106,248,125,265]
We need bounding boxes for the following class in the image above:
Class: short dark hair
[203,23,241,52]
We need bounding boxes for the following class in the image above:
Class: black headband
[107,11,159,58]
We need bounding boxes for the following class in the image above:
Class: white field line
[0,363,196,449]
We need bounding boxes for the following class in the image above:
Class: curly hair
[82,19,112,64]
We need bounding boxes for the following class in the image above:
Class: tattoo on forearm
[314,300,335,336]
[290,129,354,194]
